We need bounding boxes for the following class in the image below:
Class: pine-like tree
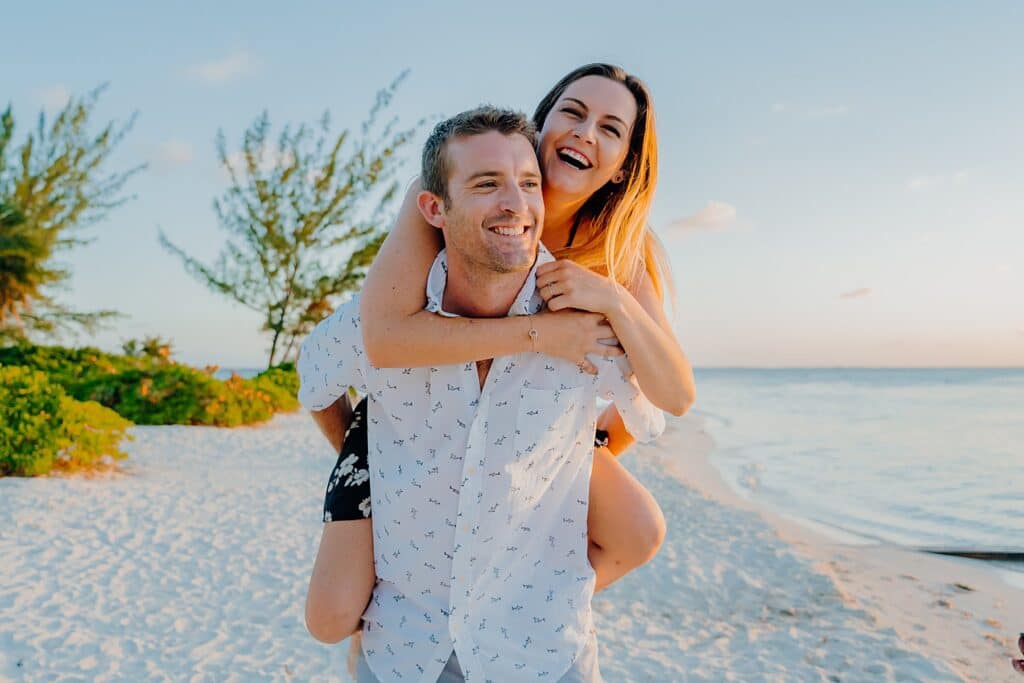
[0,87,143,342]
[160,75,419,368]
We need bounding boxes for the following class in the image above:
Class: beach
[1,411,1021,682]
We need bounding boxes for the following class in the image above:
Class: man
[297,106,664,682]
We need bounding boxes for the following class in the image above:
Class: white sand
[1,411,1020,682]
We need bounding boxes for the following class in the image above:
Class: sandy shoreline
[646,413,1024,683]
[1,411,1021,682]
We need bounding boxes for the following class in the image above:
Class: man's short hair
[421,106,538,205]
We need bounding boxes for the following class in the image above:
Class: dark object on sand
[920,549,1024,562]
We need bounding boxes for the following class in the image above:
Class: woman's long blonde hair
[533,63,673,302]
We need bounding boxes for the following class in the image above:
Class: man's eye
[522,180,540,189]
[476,181,497,188]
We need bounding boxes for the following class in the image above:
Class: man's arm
[311,393,353,453]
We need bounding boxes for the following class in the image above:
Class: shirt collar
[425,243,554,318]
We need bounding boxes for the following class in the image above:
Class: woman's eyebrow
[564,97,628,128]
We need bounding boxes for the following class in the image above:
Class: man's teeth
[491,226,526,236]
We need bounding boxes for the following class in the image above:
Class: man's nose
[498,185,529,214]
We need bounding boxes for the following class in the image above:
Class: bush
[56,397,133,470]
[0,343,142,396]
[76,365,226,426]
[249,365,300,412]
[0,367,132,476]
[2,344,300,431]
[75,364,292,427]
[0,366,64,476]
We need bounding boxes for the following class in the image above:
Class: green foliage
[76,365,224,426]
[0,87,142,342]
[120,336,174,362]
[0,366,64,476]
[159,73,421,368]
[56,396,133,470]
[0,365,134,477]
[1,345,300,469]
[252,364,300,405]
[74,364,297,427]
[0,342,142,394]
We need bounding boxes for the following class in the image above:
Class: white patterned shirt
[297,245,665,683]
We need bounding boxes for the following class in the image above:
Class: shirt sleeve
[592,354,666,443]
[296,299,369,411]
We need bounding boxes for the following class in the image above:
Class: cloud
[839,288,873,300]
[669,200,737,232]
[908,169,970,192]
[189,51,253,84]
[152,140,194,167]
[35,84,71,110]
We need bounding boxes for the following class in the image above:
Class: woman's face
[537,75,638,203]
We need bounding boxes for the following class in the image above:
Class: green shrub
[56,397,133,470]
[248,365,300,412]
[75,365,226,426]
[74,365,288,427]
[0,343,142,396]
[1,344,300,430]
[0,366,64,476]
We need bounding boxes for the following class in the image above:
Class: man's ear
[417,191,446,229]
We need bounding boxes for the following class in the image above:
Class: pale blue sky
[4,1,1022,367]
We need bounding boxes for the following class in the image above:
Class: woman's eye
[602,125,622,138]
[561,107,582,118]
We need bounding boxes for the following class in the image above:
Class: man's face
[439,131,544,274]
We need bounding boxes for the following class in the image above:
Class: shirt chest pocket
[506,385,589,512]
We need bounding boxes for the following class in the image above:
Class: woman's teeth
[491,226,526,236]
[557,148,592,169]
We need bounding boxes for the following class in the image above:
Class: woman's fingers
[540,281,566,302]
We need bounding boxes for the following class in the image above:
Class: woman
[305,63,696,644]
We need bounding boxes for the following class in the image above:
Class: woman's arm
[536,260,696,416]
[359,182,624,372]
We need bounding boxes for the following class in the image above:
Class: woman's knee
[305,592,363,644]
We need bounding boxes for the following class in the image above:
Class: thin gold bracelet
[527,314,539,352]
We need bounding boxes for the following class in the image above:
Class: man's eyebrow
[465,170,541,182]
[465,171,502,183]
[564,97,628,128]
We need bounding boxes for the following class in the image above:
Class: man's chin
[493,247,539,273]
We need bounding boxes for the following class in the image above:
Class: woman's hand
[532,310,623,374]
[535,259,624,316]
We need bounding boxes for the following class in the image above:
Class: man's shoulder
[323,295,363,329]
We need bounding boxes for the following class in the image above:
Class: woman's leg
[587,445,667,592]
[305,397,377,643]
[306,518,375,643]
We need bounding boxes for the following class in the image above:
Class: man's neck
[442,255,531,319]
